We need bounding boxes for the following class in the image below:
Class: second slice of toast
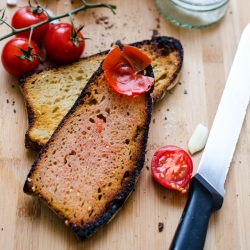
[23,63,154,240]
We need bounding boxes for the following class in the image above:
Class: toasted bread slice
[20,36,183,150]
[23,64,153,240]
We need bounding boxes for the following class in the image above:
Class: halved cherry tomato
[102,45,154,96]
[151,145,193,193]
[11,6,49,45]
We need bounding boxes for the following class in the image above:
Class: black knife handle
[169,173,224,250]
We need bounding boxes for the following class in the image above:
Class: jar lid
[171,0,229,10]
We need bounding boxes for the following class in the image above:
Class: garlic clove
[188,123,209,154]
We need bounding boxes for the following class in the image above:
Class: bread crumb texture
[25,72,151,234]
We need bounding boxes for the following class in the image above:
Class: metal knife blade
[197,23,250,197]
[170,23,250,250]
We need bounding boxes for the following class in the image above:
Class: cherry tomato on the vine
[1,37,41,77]
[102,45,154,96]
[151,145,193,193]
[44,23,85,64]
[11,6,49,45]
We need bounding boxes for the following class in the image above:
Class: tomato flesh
[123,44,151,72]
[95,118,104,133]
[151,145,193,193]
[102,46,123,70]
[102,45,154,96]
[1,37,40,77]
[11,6,49,44]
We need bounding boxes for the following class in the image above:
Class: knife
[169,23,250,250]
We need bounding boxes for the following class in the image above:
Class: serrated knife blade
[170,23,250,250]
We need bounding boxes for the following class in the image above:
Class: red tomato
[1,37,41,77]
[44,23,85,64]
[11,6,49,44]
[102,45,154,96]
[151,145,193,193]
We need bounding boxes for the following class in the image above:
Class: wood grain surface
[0,0,250,249]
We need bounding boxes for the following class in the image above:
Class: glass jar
[155,0,230,29]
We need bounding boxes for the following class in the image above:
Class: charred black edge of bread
[23,64,154,240]
[19,36,183,150]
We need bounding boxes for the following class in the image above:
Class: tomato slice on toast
[102,45,154,96]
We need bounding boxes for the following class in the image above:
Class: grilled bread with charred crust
[20,36,183,150]
[23,64,154,240]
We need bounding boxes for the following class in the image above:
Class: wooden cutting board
[0,0,250,249]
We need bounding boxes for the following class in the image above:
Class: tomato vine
[0,0,116,42]
[0,0,116,76]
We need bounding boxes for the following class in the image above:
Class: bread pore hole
[121,171,130,185]
[105,107,110,114]
[54,97,62,104]
[101,96,105,102]
[52,107,59,113]
[125,139,130,145]
[96,114,106,123]
[157,72,168,83]
[89,98,97,105]
[132,126,144,142]
[69,150,76,155]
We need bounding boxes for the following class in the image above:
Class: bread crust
[23,64,154,240]
[20,36,183,150]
